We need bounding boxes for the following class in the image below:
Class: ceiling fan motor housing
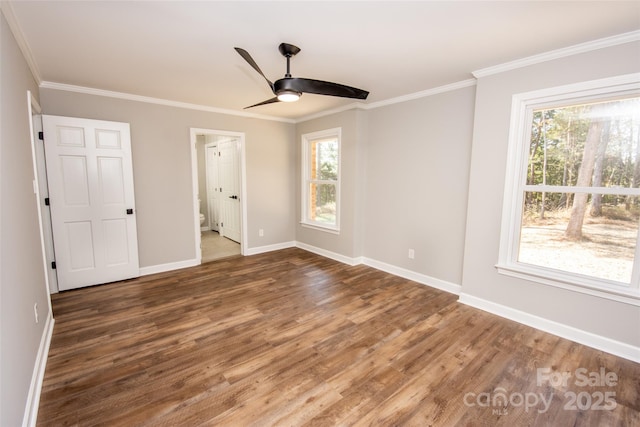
[274,78,302,97]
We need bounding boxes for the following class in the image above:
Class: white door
[43,115,139,291]
[205,144,219,231]
[218,139,241,243]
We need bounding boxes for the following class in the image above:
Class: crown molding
[473,30,640,79]
[39,81,296,124]
[364,79,477,111]
[1,1,42,83]
[293,101,366,123]
[294,78,478,123]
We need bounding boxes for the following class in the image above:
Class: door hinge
[51,261,56,270]
[44,197,50,206]
[221,222,224,227]
[38,131,44,141]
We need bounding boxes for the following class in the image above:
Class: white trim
[27,91,58,297]
[294,79,477,123]
[239,136,249,256]
[244,241,296,256]
[301,128,342,232]
[496,264,640,306]
[295,242,362,266]
[295,102,367,123]
[293,242,462,295]
[362,257,461,295]
[190,130,202,265]
[458,293,640,363]
[190,128,248,262]
[300,222,340,235]
[523,184,640,196]
[139,258,200,276]
[39,81,295,124]
[203,141,219,233]
[499,73,640,302]
[1,2,42,84]
[364,79,477,111]
[22,314,54,427]
[473,30,640,78]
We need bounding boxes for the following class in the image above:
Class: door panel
[218,139,240,243]
[66,221,95,270]
[103,219,129,266]
[43,115,139,290]
[205,145,219,231]
[60,156,90,205]
[98,157,125,204]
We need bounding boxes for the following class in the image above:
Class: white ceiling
[6,1,640,120]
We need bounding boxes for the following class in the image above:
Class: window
[498,74,640,304]
[301,128,341,232]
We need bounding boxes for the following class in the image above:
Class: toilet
[199,199,205,226]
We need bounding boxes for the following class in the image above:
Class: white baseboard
[243,241,296,256]
[458,293,640,363]
[139,258,200,276]
[23,313,54,427]
[362,257,461,295]
[295,242,362,266]
[293,243,461,295]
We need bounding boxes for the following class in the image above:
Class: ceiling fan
[234,43,369,109]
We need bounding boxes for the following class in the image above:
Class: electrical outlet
[408,249,415,259]
[259,229,264,237]
[33,303,39,324]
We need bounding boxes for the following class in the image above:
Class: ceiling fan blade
[289,78,369,100]
[244,97,280,109]
[234,47,274,91]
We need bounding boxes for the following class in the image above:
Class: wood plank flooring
[37,248,640,426]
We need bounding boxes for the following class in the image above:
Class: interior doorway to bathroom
[190,128,246,263]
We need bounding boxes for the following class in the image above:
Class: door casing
[190,128,247,262]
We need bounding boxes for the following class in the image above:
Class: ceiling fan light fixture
[277,90,301,102]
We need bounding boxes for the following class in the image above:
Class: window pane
[527,97,640,188]
[311,138,339,181]
[519,191,637,283]
[308,183,336,225]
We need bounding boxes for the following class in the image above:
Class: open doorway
[190,128,246,263]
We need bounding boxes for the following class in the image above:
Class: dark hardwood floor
[37,248,639,426]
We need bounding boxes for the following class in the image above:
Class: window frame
[301,127,341,233]
[497,73,640,306]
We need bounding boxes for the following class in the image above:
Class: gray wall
[295,109,367,258]
[462,41,640,347]
[294,86,475,289]
[39,89,296,267]
[363,87,475,284]
[1,12,52,427]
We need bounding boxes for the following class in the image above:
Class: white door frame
[204,141,219,232]
[28,91,58,300]
[190,128,247,261]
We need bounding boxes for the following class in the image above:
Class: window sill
[300,222,340,235]
[496,263,640,306]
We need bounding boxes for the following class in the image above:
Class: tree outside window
[499,75,640,302]
[302,129,341,232]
